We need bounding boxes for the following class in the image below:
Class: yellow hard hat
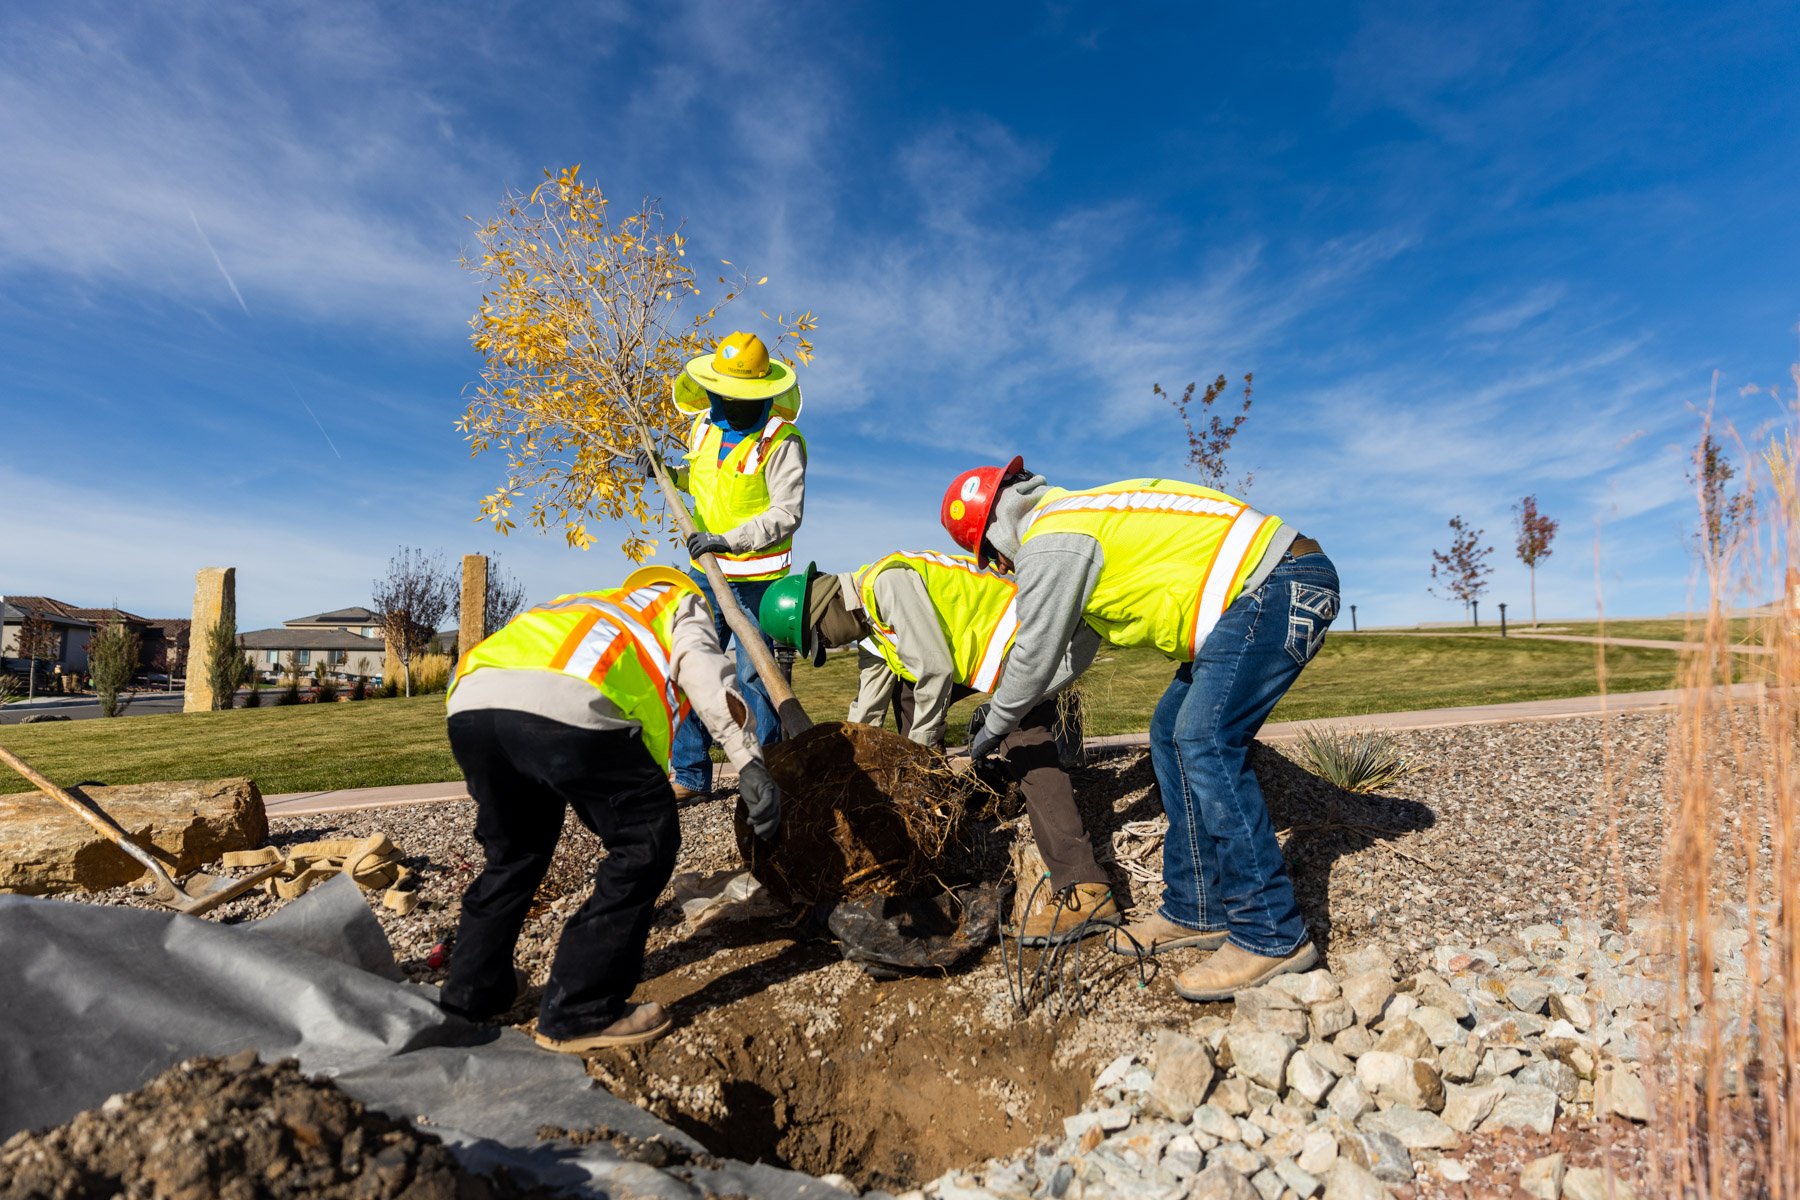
[622,565,704,601]
[673,330,803,418]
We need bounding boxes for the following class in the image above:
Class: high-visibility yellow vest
[1021,479,1285,661]
[856,551,1020,693]
[448,579,702,769]
[684,414,805,581]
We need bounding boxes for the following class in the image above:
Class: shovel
[0,743,285,916]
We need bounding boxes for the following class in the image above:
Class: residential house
[1,596,95,677]
[240,606,385,683]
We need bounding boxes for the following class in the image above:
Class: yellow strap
[221,846,284,868]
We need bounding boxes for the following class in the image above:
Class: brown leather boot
[1174,941,1319,1002]
[1106,912,1229,957]
[531,1002,672,1054]
[1016,883,1121,946]
[671,783,708,802]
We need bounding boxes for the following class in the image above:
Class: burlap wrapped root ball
[733,721,974,906]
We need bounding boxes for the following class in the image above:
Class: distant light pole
[1349,605,1358,632]
[1499,603,1508,638]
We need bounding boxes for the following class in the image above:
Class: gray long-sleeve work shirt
[446,593,763,768]
[979,473,1294,738]
[845,559,1100,747]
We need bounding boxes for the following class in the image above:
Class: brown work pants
[894,685,1107,892]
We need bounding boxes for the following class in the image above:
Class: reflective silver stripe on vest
[1024,489,1240,529]
[969,596,1019,693]
[738,416,792,474]
[1192,506,1272,647]
[712,547,793,577]
[558,598,680,714]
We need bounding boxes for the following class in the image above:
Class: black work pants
[441,709,678,1040]
[896,686,1107,891]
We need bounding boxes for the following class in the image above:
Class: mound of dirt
[0,1052,564,1200]
[736,721,973,906]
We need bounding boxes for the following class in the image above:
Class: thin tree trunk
[1530,565,1538,628]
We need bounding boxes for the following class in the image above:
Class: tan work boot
[1016,883,1122,946]
[1106,912,1229,957]
[670,783,708,803]
[531,1002,672,1054]
[1174,941,1320,1002]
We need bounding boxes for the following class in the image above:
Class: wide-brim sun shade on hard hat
[941,456,1025,568]
[758,562,825,667]
[622,565,704,599]
[672,330,803,417]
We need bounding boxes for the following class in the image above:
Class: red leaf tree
[1513,496,1559,628]
[1156,372,1254,495]
[1429,516,1494,625]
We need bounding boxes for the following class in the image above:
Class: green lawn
[0,633,1688,796]
[1374,617,1756,643]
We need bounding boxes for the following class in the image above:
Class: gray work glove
[967,707,1005,764]
[687,531,732,560]
[633,447,662,477]
[738,762,781,842]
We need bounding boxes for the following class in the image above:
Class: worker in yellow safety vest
[757,552,1117,945]
[440,566,781,1053]
[647,331,807,803]
[941,458,1340,1001]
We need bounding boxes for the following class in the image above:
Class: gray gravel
[54,710,1687,1194]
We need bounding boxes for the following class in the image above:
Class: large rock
[0,778,266,895]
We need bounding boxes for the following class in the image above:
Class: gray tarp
[0,876,853,1200]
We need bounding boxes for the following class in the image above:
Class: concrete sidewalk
[265,683,1763,817]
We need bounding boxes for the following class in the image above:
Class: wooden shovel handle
[0,742,176,885]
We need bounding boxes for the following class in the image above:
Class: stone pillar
[183,567,235,713]
[460,554,489,654]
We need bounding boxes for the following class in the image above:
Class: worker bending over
[440,566,781,1052]
[758,552,1114,945]
[941,460,1338,1000]
[656,331,807,802]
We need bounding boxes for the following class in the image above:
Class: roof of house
[239,628,387,652]
[286,606,380,626]
[67,606,154,625]
[2,597,95,627]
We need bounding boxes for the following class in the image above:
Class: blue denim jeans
[669,569,781,792]
[1149,549,1340,956]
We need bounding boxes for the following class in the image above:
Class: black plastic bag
[819,880,1011,979]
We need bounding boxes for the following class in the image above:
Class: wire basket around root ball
[734,721,975,907]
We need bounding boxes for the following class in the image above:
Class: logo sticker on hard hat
[949,499,966,520]
[959,477,983,502]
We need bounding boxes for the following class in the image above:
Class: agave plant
[1292,725,1421,794]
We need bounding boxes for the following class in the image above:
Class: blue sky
[4,1,1797,630]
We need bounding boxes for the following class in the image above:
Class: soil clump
[737,721,972,906]
[0,1052,564,1200]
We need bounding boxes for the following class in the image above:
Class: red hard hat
[941,455,1025,567]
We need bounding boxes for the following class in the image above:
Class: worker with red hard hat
[940,458,1339,1001]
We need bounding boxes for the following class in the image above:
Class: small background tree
[16,610,59,700]
[1691,433,1753,563]
[1429,515,1494,624]
[156,627,188,692]
[1156,372,1255,494]
[1513,495,1559,628]
[87,614,141,718]
[484,555,529,633]
[373,546,454,697]
[204,609,250,710]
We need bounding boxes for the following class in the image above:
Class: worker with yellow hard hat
[940,458,1339,1001]
[439,566,781,1054]
[648,331,807,802]
[758,551,1118,946]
